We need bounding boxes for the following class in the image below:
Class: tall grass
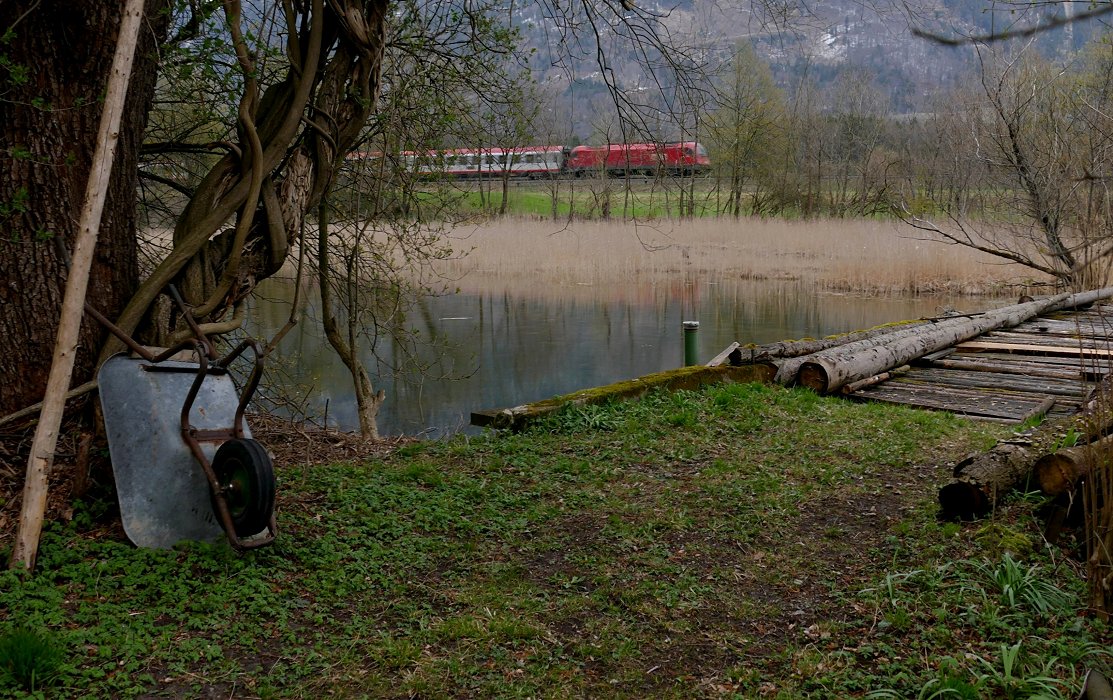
[437,217,1042,298]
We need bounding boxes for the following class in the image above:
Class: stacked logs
[938,379,1113,519]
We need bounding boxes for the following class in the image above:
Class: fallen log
[1034,434,1113,497]
[939,376,1113,518]
[939,440,1040,518]
[770,321,951,384]
[792,288,1113,394]
[734,319,932,366]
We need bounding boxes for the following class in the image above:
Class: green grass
[432,181,723,220]
[1,383,1108,698]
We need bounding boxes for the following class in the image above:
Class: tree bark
[0,1,168,416]
[11,0,146,573]
[794,288,1113,394]
[763,320,932,383]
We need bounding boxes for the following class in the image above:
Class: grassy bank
[2,383,1108,698]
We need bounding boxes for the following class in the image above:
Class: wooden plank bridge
[751,291,1113,424]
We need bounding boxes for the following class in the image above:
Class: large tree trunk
[0,1,168,416]
[760,320,934,382]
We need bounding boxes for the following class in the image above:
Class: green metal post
[683,321,700,366]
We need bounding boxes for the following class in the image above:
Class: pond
[249,275,1002,438]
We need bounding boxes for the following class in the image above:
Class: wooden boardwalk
[847,304,1113,423]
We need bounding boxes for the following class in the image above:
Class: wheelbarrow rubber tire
[211,438,275,537]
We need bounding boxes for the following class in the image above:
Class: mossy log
[471,364,776,431]
[792,288,1113,394]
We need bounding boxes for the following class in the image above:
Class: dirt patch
[249,412,411,468]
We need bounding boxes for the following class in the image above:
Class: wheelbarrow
[89,288,277,551]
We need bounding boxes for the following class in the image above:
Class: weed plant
[0,384,1107,698]
[0,628,62,692]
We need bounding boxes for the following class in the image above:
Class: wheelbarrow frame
[87,287,276,550]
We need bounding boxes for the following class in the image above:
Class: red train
[563,142,711,178]
[355,141,711,179]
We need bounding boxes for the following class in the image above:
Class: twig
[0,381,98,429]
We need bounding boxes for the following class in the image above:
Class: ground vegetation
[0,385,1108,697]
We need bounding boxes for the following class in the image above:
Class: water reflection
[249,276,997,437]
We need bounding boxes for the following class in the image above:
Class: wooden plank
[707,342,740,367]
[853,385,1038,420]
[863,376,1043,404]
[1010,319,1113,337]
[924,357,1089,381]
[956,340,1113,358]
[889,376,1086,406]
[982,331,1113,349]
[858,375,1086,411]
[901,368,1090,397]
[951,351,1111,370]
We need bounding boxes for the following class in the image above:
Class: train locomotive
[389,141,711,179]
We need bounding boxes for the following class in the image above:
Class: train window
[697,144,708,157]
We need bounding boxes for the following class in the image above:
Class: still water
[249,277,998,438]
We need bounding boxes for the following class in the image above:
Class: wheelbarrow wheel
[211,438,275,537]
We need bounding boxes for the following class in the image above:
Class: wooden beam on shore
[707,342,740,367]
[471,363,775,431]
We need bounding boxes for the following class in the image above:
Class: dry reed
[435,218,1044,299]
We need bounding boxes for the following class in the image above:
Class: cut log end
[797,362,830,394]
[1034,453,1082,497]
[938,480,988,519]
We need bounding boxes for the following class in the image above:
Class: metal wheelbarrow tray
[90,290,277,551]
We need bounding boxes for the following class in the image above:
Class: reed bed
[437,217,1043,298]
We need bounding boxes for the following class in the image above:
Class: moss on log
[471,364,776,431]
